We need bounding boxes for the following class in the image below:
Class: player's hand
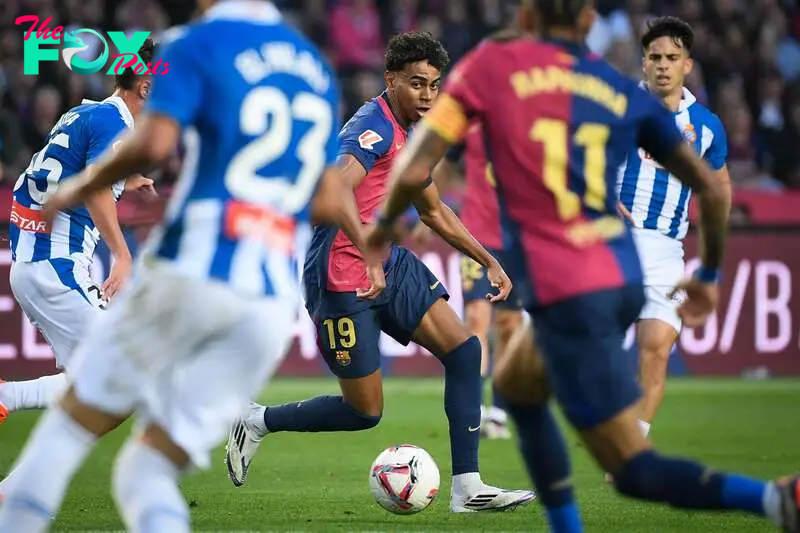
[102,255,132,301]
[42,179,85,223]
[669,278,718,327]
[357,262,386,300]
[617,201,635,224]
[486,259,512,303]
[124,175,157,197]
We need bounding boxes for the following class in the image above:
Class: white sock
[487,406,508,424]
[638,420,651,438]
[113,439,190,533]
[763,482,783,527]
[245,402,268,436]
[0,374,69,411]
[0,407,96,533]
[452,472,482,496]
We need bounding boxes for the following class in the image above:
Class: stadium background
[0,0,797,379]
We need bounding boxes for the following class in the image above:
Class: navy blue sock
[438,336,482,475]
[616,450,768,516]
[491,382,508,414]
[263,395,380,433]
[507,402,581,532]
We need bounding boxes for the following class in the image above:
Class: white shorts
[69,258,296,470]
[10,258,104,370]
[631,228,685,333]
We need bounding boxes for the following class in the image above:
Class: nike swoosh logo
[429,281,441,290]
[468,425,480,432]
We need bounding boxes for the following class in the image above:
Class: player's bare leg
[483,308,523,439]
[0,388,126,531]
[113,423,191,532]
[635,319,679,435]
[412,298,535,513]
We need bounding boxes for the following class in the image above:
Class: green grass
[1,378,799,532]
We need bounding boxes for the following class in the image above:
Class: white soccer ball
[369,444,440,515]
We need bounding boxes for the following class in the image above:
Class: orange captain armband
[423,94,469,144]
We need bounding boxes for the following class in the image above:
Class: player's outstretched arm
[43,115,179,218]
[85,185,132,300]
[413,182,511,302]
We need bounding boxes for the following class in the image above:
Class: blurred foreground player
[0,1,367,531]
[226,31,535,512]
[435,125,525,440]
[364,1,800,532]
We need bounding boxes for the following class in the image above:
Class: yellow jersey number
[322,317,356,349]
[529,119,610,221]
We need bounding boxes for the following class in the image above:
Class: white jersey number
[225,87,332,213]
[15,133,70,204]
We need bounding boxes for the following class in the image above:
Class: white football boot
[225,402,268,487]
[451,476,536,512]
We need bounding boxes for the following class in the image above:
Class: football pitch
[1,377,798,532]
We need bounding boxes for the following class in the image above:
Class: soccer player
[0,39,157,424]
[0,1,365,531]
[616,17,730,439]
[225,31,535,513]
[364,1,800,532]
[436,125,525,440]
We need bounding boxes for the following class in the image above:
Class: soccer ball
[368,444,440,514]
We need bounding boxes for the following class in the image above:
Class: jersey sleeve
[703,114,728,170]
[337,108,394,174]
[424,45,490,144]
[86,109,127,165]
[633,87,684,164]
[145,27,205,127]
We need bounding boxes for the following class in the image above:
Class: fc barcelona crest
[336,350,351,366]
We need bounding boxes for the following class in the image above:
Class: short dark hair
[385,31,449,73]
[641,17,694,55]
[115,37,156,89]
[531,0,592,29]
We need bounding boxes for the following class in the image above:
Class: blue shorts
[460,248,522,310]
[304,247,449,379]
[529,284,645,429]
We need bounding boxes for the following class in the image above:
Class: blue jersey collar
[541,37,588,57]
[204,0,282,25]
[81,95,134,128]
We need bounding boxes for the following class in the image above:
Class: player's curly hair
[641,17,694,55]
[385,32,449,73]
[115,37,157,90]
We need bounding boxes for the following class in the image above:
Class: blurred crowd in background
[0,0,799,195]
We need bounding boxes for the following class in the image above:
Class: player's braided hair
[114,37,157,90]
[641,17,694,54]
[385,31,450,73]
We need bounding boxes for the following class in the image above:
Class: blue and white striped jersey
[144,0,340,298]
[10,96,131,263]
[616,87,727,240]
